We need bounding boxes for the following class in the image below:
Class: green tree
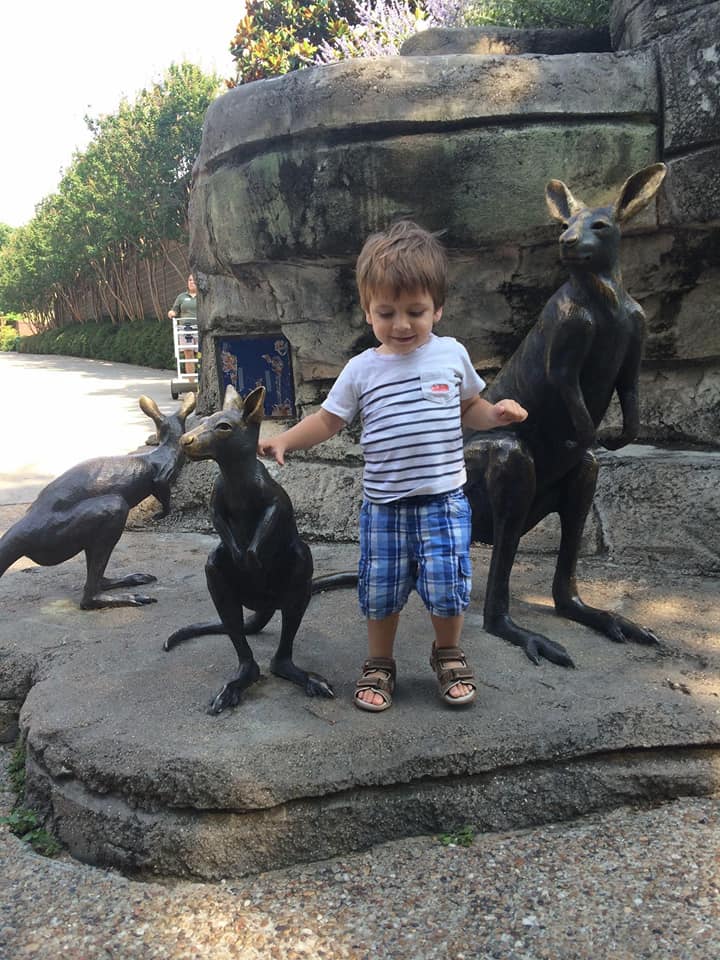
[230,0,358,84]
[0,63,221,325]
[0,223,13,252]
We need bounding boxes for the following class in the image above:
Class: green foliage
[17,319,175,370]
[8,742,26,795]
[438,824,476,846]
[229,0,610,83]
[0,324,18,351]
[0,223,13,251]
[0,741,60,857]
[0,808,62,857]
[0,63,221,320]
[468,0,609,27]
[230,0,358,83]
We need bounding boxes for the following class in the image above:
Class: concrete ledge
[156,445,720,575]
[1,532,718,879]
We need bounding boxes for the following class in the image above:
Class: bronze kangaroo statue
[0,392,195,609]
[165,384,353,713]
[464,163,667,667]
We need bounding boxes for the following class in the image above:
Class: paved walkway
[0,353,175,504]
[2,744,718,959]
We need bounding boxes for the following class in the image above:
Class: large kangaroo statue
[464,163,667,667]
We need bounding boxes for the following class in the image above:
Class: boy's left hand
[493,399,528,425]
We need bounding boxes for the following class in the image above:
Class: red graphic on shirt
[431,383,450,392]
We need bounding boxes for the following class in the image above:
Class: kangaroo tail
[244,608,275,635]
[311,571,358,594]
[164,621,225,651]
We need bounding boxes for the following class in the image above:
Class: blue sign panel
[216,334,296,418]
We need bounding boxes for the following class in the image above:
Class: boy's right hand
[257,438,287,465]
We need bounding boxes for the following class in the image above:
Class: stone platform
[1,517,719,880]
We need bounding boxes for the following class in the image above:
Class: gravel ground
[1,745,719,959]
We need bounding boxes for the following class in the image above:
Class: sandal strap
[429,647,476,696]
[356,657,396,695]
[361,657,396,678]
[430,646,467,668]
[436,666,476,696]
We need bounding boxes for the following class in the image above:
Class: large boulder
[190,52,660,416]
[189,5,719,447]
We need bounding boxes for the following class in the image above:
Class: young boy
[258,221,527,711]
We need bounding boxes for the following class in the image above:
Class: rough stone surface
[192,54,657,184]
[658,149,720,227]
[400,25,611,57]
[1,527,718,880]
[611,0,719,49]
[659,20,720,154]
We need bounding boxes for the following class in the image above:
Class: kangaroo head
[545,163,667,274]
[140,392,196,445]
[180,385,266,464]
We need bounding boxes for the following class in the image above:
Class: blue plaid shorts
[358,489,472,620]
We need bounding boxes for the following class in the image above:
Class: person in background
[168,274,198,380]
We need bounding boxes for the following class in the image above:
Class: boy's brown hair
[355,220,448,312]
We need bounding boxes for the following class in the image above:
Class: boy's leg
[355,500,412,710]
[356,613,400,707]
[431,613,474,699]
[413,491,476,702]
[368,612,400,658]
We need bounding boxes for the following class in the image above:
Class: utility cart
[170,317,199,399]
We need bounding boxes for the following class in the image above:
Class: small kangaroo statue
[165,384,352,713]
[464,163,667,667]
[0,392,195,609]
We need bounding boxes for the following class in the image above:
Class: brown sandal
[354,657,396,712]
[429,646,477,705]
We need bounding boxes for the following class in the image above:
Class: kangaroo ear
[243,386,266,425]
[614,163,667,223]
[222,384,244,411]
[139,395,163,427]
[177,391,196,423]
[546,180,584,222]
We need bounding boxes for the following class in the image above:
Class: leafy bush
[17,318,175,370]
[0,808,62,857]
[0,324,18,351]
[249,0,611,71]
[469,0,609,27]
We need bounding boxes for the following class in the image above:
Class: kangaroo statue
[165,384,354,714]
[0,392,195,609]
[464,163,667,668]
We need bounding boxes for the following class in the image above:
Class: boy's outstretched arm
[258,409,346,465]
[461,395,528,431]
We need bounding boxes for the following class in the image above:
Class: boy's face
[365,287,442,356]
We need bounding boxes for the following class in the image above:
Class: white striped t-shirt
[322,334,486,503]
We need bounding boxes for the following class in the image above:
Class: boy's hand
[257,437,287,465]
[492,399,528,425]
